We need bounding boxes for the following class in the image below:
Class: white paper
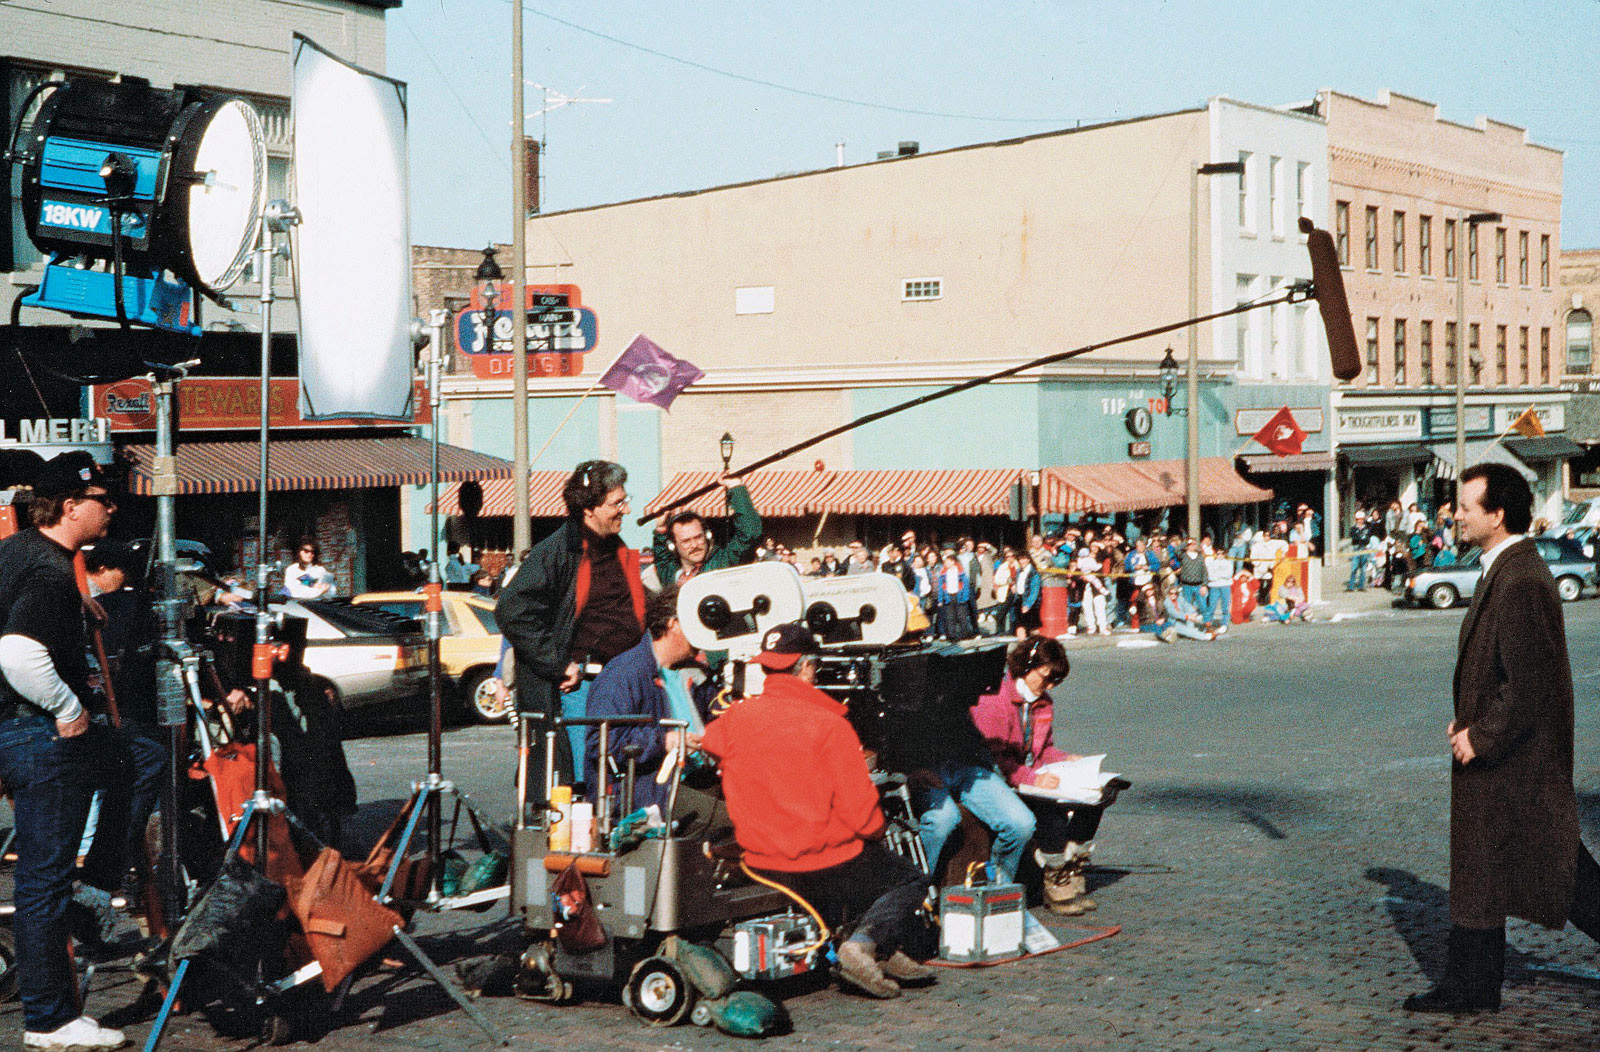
[1016,754,1120,804]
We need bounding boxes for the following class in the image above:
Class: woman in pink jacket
[969,636,1109,915]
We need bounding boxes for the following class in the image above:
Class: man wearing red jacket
[700,622,933,999]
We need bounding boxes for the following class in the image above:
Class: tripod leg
[390,926,508,1046]
[141,958,190,1052]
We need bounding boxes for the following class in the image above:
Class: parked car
[351,590,507,722]
[1401,537,1596,609]
[279,599,429,714]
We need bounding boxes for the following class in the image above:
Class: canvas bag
[290,847,404,992]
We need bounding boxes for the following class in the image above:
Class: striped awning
[1429,440,1535,483]
[431,473,571,517]
[1039,458,1272,513]
[643,470,833,518]
[121,437,513,497]
[812,469,1025,517]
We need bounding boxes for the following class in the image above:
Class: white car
[275,599,429,714]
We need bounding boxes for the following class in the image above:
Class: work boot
[881,950,936,987]
[1037,848,1087,917]
[836,938,901,999]
[1066,843,1098,912]
[1402,926,1504,1013]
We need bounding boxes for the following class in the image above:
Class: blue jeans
[1161,618,1211,641]
[561,679,592,789]
[1347,552,1372,590]
[1180,584,1206,614]
[915,762,1036,884]
[0,715,102,1032]
[1207,586,1231,625]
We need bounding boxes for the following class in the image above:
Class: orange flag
[1508,406,1545,438]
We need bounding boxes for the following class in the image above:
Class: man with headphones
[650,474,761,586]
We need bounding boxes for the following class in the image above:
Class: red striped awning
[1039,458,1271,513]
[120,437,512,496]
[643,470,833,518]
[813,469,1026,517]
[431,473,570,517]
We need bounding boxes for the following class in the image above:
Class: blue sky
[389,0,1600,250]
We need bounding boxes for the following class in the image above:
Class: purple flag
[598,333,703,409]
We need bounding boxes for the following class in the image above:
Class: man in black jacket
[497,460,646,790]
[1404,463,1600,1013]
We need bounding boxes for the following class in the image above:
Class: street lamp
[1455,211,1501,498]
[1187,159,1247,540]
[720,431,735,473]
[474,245,502,354]
[1158,348,1180,415]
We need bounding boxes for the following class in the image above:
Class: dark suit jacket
[1450,537,1578,929]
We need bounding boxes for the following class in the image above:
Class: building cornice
[1329,146,1562,208]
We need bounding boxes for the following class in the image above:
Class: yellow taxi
[351,590,509,722]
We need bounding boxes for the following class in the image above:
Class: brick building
[1312,89,1571,527]
[1559,248,1600,496]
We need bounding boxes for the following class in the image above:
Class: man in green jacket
[650,475,762,586]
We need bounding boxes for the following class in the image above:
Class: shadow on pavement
[1125,782,1321,839]
[1366,866,1600,995]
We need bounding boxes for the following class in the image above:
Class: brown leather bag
[357,796,434,906]
[289,847,404,992]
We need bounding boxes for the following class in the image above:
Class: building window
[1541,327,1552,381]
[1237,274,1257,372]
[1494,227,1506,283]
[1445,321,1458,384]
[1393,318,1407,386]
[901,278,941,301]
[1495,326,1508,385]
[1445,218,1457,278]
[1365,206,1379,269]
[1569,310,1594,375]
[1296,162,1312,225]
[1469,323,1481,385]
[734,285,775,314]
[1521,326,1532,384]
[1238,151,1254,231]
[1335,201,1350,265]
[1366,317,1380,380]
[1419,215,1432,276]
[1269,157,1284,237]
[1420,320,1434,385]
[1518,231,1529,286]
[1392,211,1406,273]
[1468,224,1480,281]
[1295,304,1315,378]
[1541,234,1551,288]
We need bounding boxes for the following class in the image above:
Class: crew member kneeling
[699,623,933,999]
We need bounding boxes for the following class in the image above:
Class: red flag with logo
[1251,406,1307,457]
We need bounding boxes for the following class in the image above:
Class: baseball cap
[753,621,820,671]
[32,451,110,499]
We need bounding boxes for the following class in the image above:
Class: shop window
[1568,310,1593,375]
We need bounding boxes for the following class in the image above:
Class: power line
[397,12,509,173]
[509,1,1097,125]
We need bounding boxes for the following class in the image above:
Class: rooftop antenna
[523,81,611,209]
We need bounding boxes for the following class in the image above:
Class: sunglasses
[76,493,116,509]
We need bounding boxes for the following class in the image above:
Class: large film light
[291,35,414,421]
[10,76,265,330]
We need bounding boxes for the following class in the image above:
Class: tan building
[1558,248,1600,495]
[437,98,1332,551]
[1314,89,1570,525]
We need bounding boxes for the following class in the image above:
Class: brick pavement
[10,599,1600,1050]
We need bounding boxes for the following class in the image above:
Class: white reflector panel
[185,99,265,293]
[291,35,414,420]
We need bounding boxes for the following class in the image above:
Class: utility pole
[510,1,531,554]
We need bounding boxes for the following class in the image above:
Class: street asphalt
[37,585,1600,1050]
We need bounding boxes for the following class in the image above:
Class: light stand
[144,211,507,1050]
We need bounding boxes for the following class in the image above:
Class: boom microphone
[1300,217,1362,382]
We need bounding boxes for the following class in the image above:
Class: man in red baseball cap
[700,622,933,999]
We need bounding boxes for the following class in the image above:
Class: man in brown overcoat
[1405,462,1600,1013]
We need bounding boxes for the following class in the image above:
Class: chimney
[897,141,919,157]
[524,139,541,215]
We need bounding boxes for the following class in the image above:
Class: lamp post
[1188,160,1247,540]
[720,431,735,474]
[1159,348,1179,415]
[1455,210,1502,497]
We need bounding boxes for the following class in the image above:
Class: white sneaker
[24,1016,127,1050]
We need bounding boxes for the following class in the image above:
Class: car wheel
[1426,582,1459,610]
[465,668,511,724]
[1557,575,1583,602]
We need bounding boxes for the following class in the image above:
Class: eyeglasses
[601,493,631,510]
[76,493,116,510]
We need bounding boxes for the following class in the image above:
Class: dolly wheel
[625,956,696,1026]
[690,1001,714,1027]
